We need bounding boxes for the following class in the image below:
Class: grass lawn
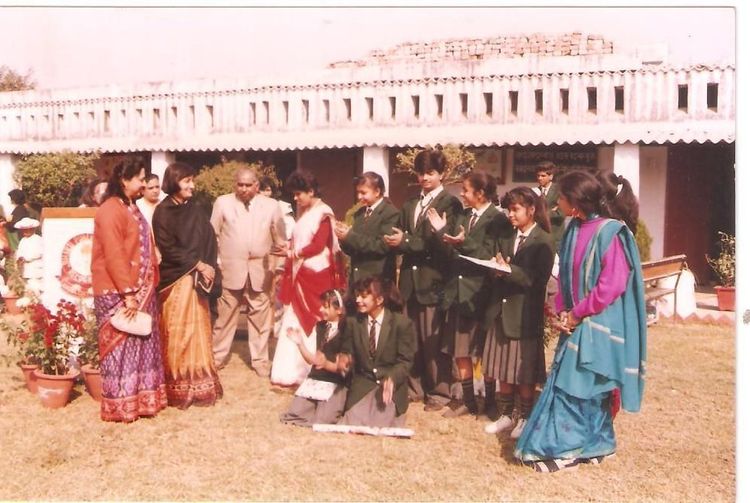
[0,322,734,501]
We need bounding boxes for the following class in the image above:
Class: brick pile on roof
[329,32,614,68]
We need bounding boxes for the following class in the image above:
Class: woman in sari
[152,162,223,408]
[271,170,345,386]
[514,170,647,472]
[92,159,167,422]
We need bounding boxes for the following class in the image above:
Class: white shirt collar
[420,185,444,203]
[517,222,537,238]
[368,197,384,212]
[473,202,492,218]
[369,309,385,326]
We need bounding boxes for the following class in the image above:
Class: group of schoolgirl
[279,150,561,437]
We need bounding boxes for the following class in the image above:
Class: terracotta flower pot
[19,363,39,393]
[715,286,735,312]
[3,295,22,315]
[81,364,102,402]
[32,368,80,409]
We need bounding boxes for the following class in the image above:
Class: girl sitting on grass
[280,289,348,427]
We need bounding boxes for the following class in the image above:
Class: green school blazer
[340,199,400,285]
[396,190,463,306]
[438,205,513,315]
[541,182,565,250]
[340,310,417,416]
[485,225,555,340]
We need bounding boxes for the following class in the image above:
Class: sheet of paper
[458,254,511,273]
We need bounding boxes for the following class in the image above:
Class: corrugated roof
[0,121,733,154]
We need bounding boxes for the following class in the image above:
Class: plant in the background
[1,254,26,298]
[0,65,35,92]
[77,303,100,369]
[14,151,99,207]
[193,159,278,210]
[635,219,652,263]
[394,145,476,185]
[0,301,47,366]
[706,231,735,287]
[34,300,86,375]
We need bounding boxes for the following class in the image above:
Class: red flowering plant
[0,301,47,367]
[35,300,87,375]
[76,303,99,369]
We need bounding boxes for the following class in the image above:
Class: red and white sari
[271,200,344,386]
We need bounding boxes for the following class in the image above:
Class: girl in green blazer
[337,276,417,427]
[482,187,554,439]
[426,172,512,417]
[334,172,400,285]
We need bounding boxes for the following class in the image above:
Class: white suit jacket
[210,193,287,292]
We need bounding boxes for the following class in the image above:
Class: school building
[0,33,735,284]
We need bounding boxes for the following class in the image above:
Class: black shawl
[152,197,218,292]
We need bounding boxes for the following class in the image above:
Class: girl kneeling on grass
[337,276,416,427]
[280,289,348,427]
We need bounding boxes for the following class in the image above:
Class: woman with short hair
[152,161,223,409]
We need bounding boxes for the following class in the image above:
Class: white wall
[0,154,17,218]
[639,146,668,259]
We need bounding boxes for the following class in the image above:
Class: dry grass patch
[0,323,734,501]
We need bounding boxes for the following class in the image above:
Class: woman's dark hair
[557,169,603,217]
[105,159,145,203]
[414,149,447,175]
[162,162,196,196]
[353,276,404,313]
[8,189,26,205]
[259,176,277,197]
[597,172,639,233]
[500,186,551,233]
[355,171,386,196]
[285,170,320,197]
[464,171,498,205]
[79,178,106,207]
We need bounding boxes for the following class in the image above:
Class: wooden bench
[641,254,688,324]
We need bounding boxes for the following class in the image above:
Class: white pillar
[639,146,668,259]
[150,151,175,195]
[0,154,18,218]
[613,142,640,198]
[362,146,390,196]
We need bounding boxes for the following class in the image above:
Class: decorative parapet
[0,59,735,154]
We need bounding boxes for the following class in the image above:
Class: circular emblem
[60,233,94,298]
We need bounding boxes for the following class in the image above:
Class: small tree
[193,159,278,210]
[394,144,476,185]
[0,66,35,92]
[635,219,652,263]
[14,151,99,207]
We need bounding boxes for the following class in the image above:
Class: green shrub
[635,219,652,263]
[14,151,98,207]
[706,231,735,287]
[394,144,476,185]
[193,160,278,210]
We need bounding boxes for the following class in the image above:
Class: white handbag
[110,308,152,337]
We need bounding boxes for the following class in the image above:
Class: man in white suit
[211,167,287,377]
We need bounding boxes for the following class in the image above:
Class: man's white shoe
[510,418,527,439]
[484,415,514,434]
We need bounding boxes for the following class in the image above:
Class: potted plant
[30,300,85,408]
[1,254,26,314]
[706,231,735,311]
[0,300,46,392]
[77,303,102,401]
